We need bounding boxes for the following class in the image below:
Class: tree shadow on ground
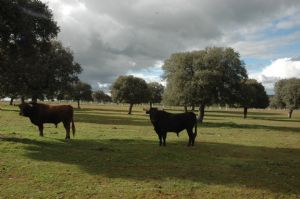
[203,122,300,133]
[208,110,283,116]
[2,137,300,195]
[75,112,150,126]
[75,107,131,114]
[252,117,300,123]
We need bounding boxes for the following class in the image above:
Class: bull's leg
[162,132,167,146]
[63,121,71,142]
[158,134,162,146]
[155,130,162,146]
[187,129,193,146]
[38,124,44,137]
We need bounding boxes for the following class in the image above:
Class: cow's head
[18,103,35,117]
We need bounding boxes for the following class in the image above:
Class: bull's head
[18,103,34,117]
[145,107,159,123]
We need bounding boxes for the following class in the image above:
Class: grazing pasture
[0,103,299,198]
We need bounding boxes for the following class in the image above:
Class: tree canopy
[148,82,164,107]
[238,79,269,118]
[111,75,149,114]
[69,81,93,109]
[0,0,82,102]
[272,78,300,118]
[92,90,112,103]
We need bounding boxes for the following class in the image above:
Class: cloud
[250,58,300,94]
[41,0,300,89]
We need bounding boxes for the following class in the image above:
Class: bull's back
[38,105,73,124]
[157,112,196,132]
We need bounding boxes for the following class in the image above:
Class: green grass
[0,103,300,198]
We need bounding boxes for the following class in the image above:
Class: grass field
[0,102,300,198]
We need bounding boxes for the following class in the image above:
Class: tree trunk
[21,96,25,104]
[32,96,37,103]
[128,103,133,114]
[288,109,293,118]
[149,102,153,108]
[9,97,14,105]
[243,107,248,119]
[198,104,205,123]
[191,105,195,111]
[184,105,188,112]
[77,99,81,109]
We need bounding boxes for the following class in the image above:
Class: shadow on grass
[203,122,300,133]
[0,108,19,112]
[2,137,300,195]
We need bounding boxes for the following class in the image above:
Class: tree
[69,81,93,109]
[148,82,164,108]
[238,79,269,118]
[34,41,82,101]
[92,90,112,103]
[111,75,150,114]
[273,78,300,118]
[0,0,70,102]
[163,47,247,122]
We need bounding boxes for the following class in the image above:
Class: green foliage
[148,82,164,105]
[92,90,112,103]
[163,52,195,106]
[238,79,269,109]
[273,78,300,110]
[27,41,82,100]
[0,0,59,49]
[162,47,248,107]
[111,75,150,104]
[0,0,81,101]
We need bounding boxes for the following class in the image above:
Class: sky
[42,0,300,94]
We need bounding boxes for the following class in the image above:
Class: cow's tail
[71,117,75,137]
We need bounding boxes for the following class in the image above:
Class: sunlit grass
[0,102,299,198]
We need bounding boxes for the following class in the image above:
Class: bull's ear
[143,107,150,113]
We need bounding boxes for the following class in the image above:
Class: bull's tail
[194,119,197,139]
[71,117,75,137]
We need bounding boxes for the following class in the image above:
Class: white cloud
[250,58,300,94]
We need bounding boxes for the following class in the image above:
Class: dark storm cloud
[43,0,300,89]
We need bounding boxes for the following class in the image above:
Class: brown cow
[19,102,75,141]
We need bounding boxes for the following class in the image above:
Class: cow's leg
[63,121,71,142]
[162,132,167,146]
[38,124,44,137]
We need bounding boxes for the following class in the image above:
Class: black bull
[18,102,75,141]
[146,108,197,146]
